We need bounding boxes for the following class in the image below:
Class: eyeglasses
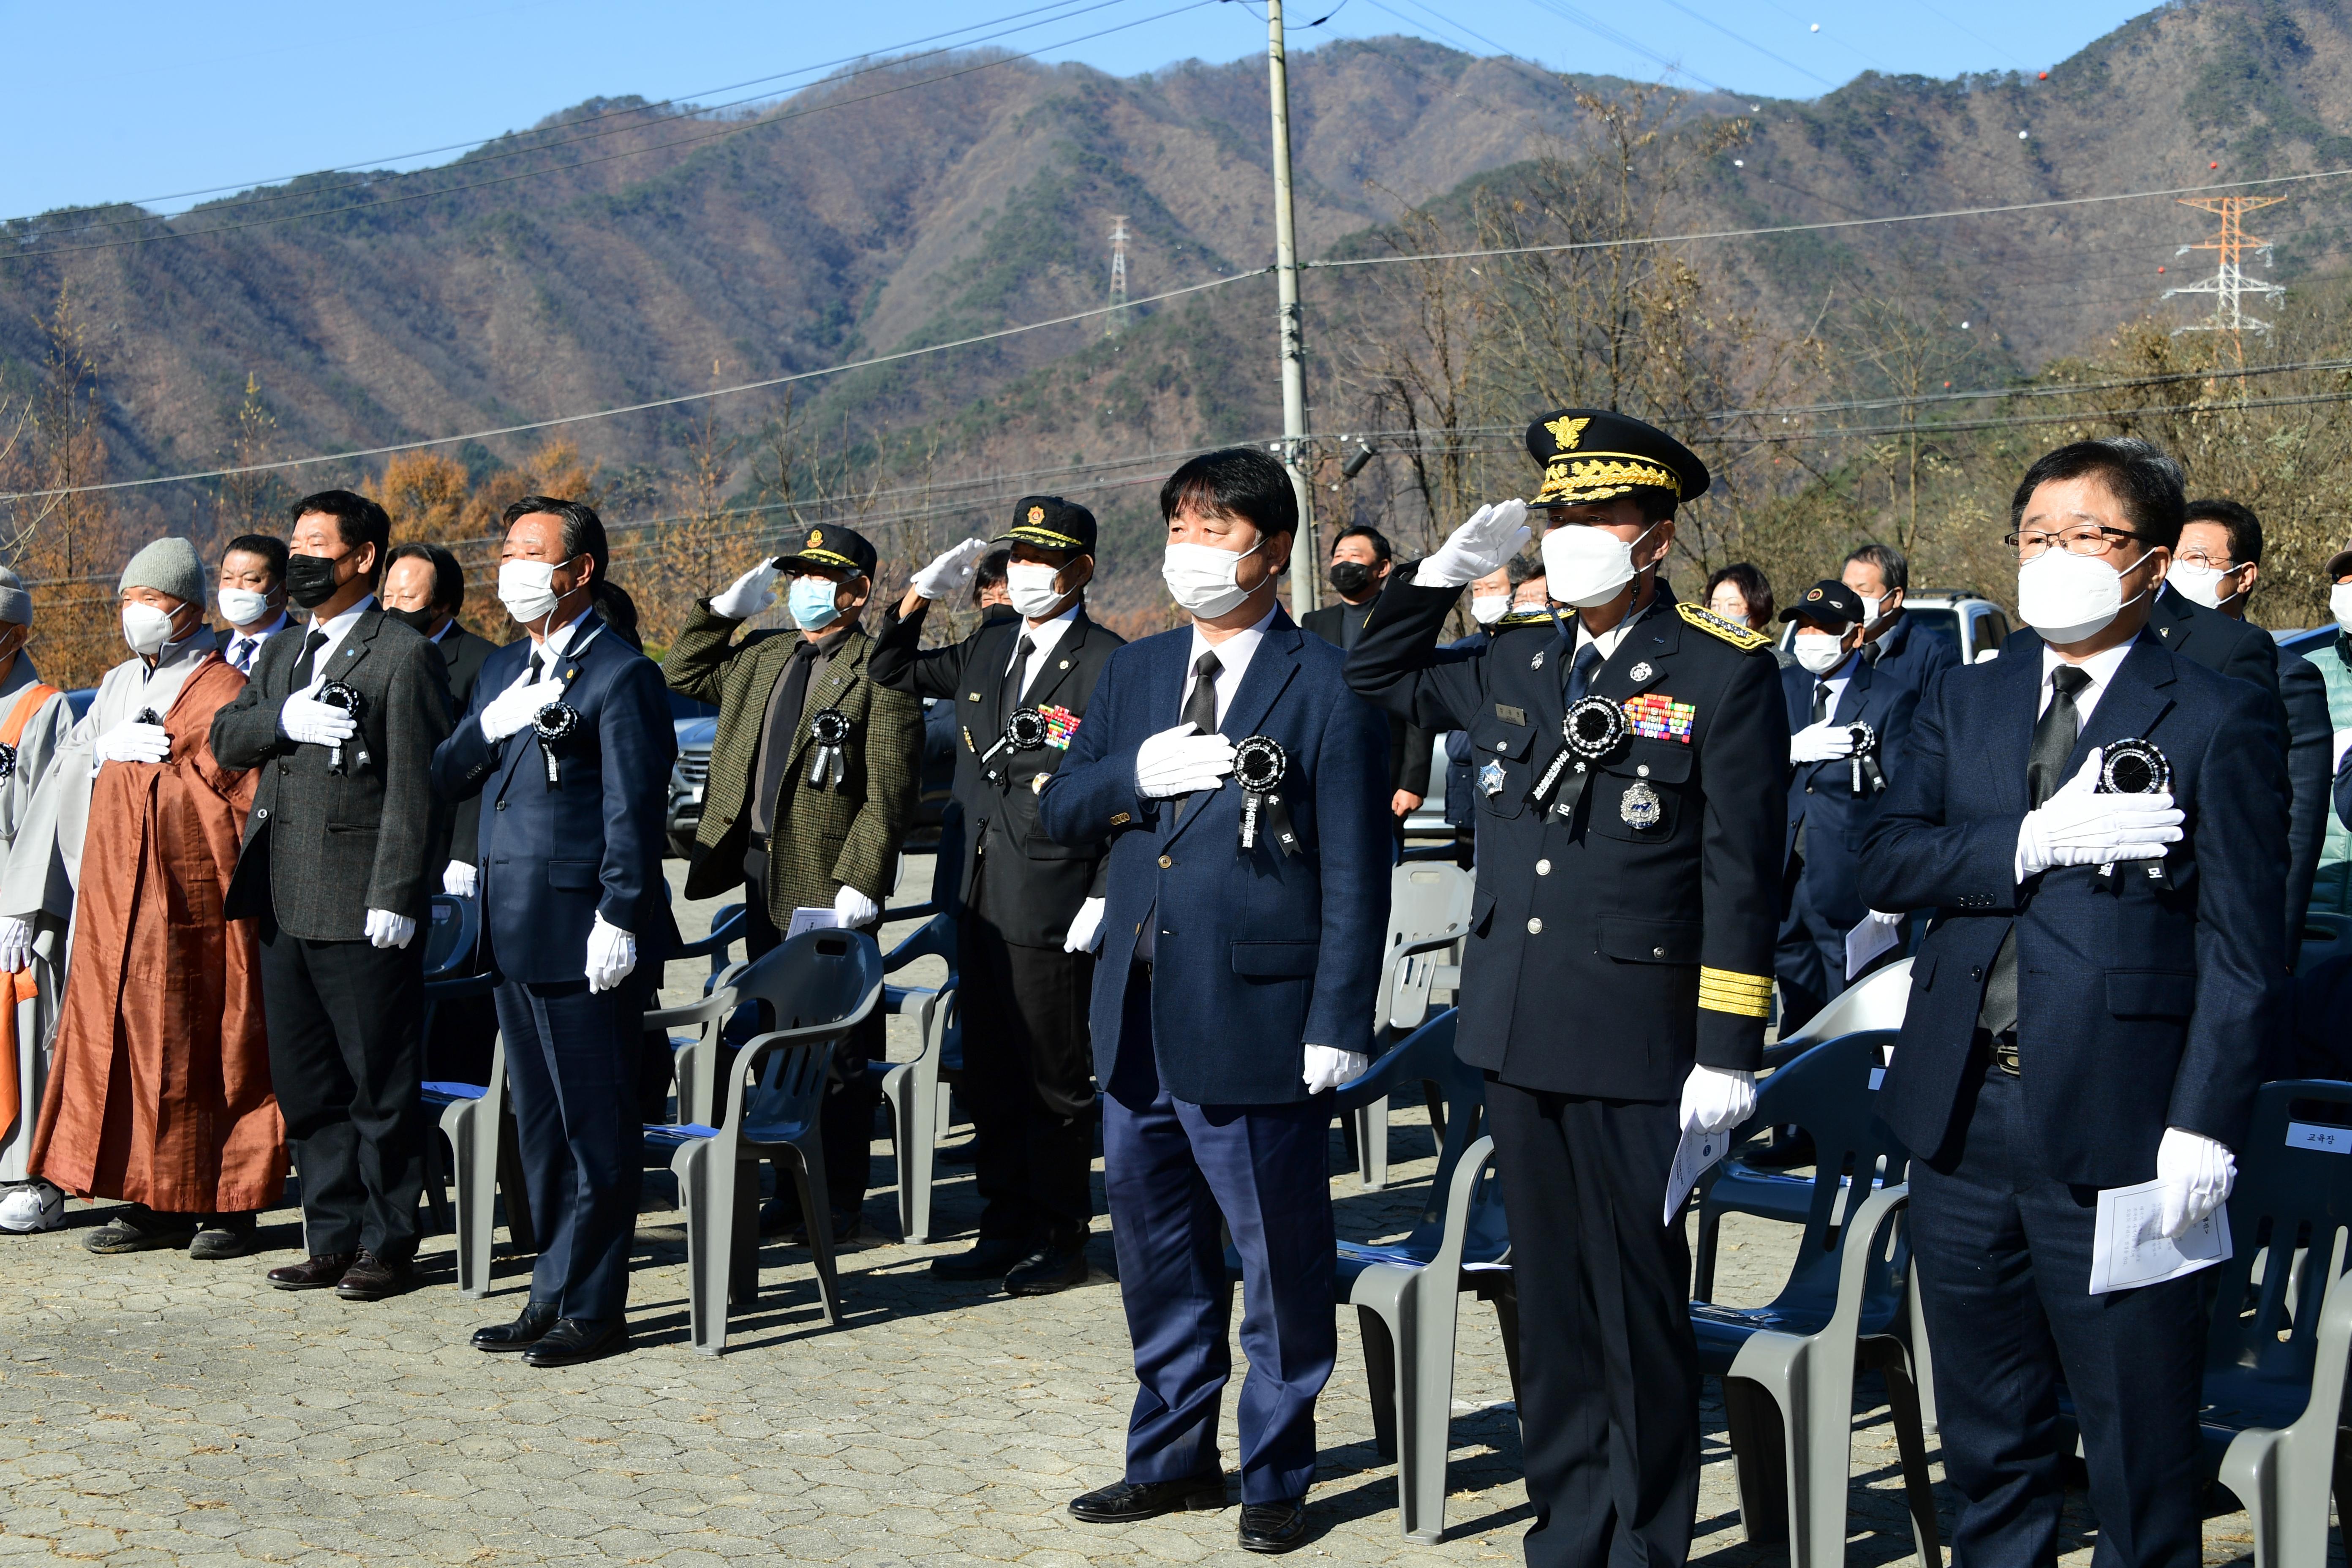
[2004,525,2145,558]
[2174,547,2237,572]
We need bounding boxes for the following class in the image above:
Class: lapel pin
[1059,659,1070,670]
[1530,651,1546,670]
[1628,661,1653,683]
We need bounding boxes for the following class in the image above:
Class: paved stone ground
[0,863,2299,1564]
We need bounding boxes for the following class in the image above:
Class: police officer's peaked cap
[773,524,878,579]
[1524,409,1709,507]
[994,495,1097,555]
[1780,579,1867,628]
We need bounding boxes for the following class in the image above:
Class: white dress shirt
[1176,600,1279,727]
[295,596,378,696]
[1807,648,1861,720]
[1007,604,1080,700]
[497,608,594,695]
[2035,633,2138,729]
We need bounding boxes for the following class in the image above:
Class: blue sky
[0,0,2155,220]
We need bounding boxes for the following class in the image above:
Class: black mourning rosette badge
[805,707,852,789]
[1533,696,1628,817]
[1233,735,1301,857]
[532,700,580,789]
[2093,737,2172,892]
[0,741,19,782]
[1845,719,1884,795]
[314,682,370,774]
[979,707,1048,787]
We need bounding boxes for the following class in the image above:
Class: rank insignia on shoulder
[1676,601,1772,651]
[1478,760,1507,798]
[1622,691,1694,743]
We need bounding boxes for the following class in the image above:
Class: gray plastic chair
[1356,861,1475,1191]
[423,1035,514,1299]
[866,912,957,1243]
[2220,1228,2352,1568]
[659,980,740,1130]
[644,929,883,1356]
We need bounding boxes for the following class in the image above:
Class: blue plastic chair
[417,893,525,1287]
[669,902,747,991]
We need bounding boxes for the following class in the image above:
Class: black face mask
[387,606,441,636]
[284,553,346,610]
[1329,560,1377,597]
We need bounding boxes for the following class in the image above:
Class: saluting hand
[710,560,781,621]
[1415,500,1531,588]
[908,538,991,602]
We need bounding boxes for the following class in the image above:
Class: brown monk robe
[29,651,283,1253]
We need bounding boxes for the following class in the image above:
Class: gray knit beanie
[0,566,32,628]
[120,536,206,608]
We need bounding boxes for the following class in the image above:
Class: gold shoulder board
[1677,601,1772,652]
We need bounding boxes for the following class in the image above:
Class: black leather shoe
[267,1251,357,1290]
[929,1238,1029,1281]
[1238,1499,1309,1553]
[1069,1472,1228,1523]
[334,1249,414,1301]
[522,1316,627,1368]
[471,1301,561,1353]
[1004,1243,1089,1297]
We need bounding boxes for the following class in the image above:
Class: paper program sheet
[1844,916,1900,980]
[785,907,842,940]
[2088,1178,2231,1295]
[1663,1120,1732,1226]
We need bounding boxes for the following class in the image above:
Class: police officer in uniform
[1348,411,1787,1568]
[870,496,1124,1294]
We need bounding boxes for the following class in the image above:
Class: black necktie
[1982,664,2094,1039]
[1811,679,1832,725]
[1002,634,1035,730]
[230,637,253,674]
[528,648,545,683]
[1184,649,1222,735]
[1566,642,1603,705]
[289,629,329,691]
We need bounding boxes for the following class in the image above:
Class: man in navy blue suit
[1776,578,1920,1032]
[1844,542,1959,696]
[432,497,678,1369]
[1862,437,2287,1568]
[1039,447,1391,1554]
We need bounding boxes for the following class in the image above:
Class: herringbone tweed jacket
[664,602,923,920]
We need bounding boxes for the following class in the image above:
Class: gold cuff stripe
[1697,966,1775,1019]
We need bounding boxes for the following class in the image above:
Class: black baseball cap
[995,495,1097,555]
[773,524,877,579]
[1779,579,1867,628]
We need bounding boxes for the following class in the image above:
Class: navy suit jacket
[1783,653,1920,928]
[1863,611,1960,697]
[430,610,680,986]
[1860,629,2287,1185]
[1037,609,1393,1105]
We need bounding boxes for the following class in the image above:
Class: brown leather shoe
[267,1251,357,1290]
[335,1249,414,1301]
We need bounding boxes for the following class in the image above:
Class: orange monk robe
[30,653,282,1213]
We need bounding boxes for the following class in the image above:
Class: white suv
[1779,588,2014,666]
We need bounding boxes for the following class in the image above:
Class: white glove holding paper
[1414,500,1532,588]
[480,677,566,743]
[1678,1064,1758,1134]
[2015,749,2184,877]
[0,917,31,975]
[710,560,780,621]
[364,908,416,950]
[2153,1126,2236,1241]
[1133,721,1236,798]
[585,914,637,994]
[1064,895,1106,955]
[833,882,880,929]
[1302,1045,1369,1094]
[910,537,991,601]
[442,861,479,898]
[1788,719,1856,764]
[95,717,173,764]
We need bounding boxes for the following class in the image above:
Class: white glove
[1865,908,1903,927]
[710,560,780,621]
[1302,1045,1370,1094]
[364,908,416,950]
[0,917,30,975]
[1063,896,1106,955]
[1679,1064,1758,1134]
[910,538,991,601]
[2153,1125,2236,1240]
[2015,749,2185,877]
[95,717,172,764]
[479,677,566,744]
[442,861,478,898]
[279,692,357,749]
[1133,721,1236,798]
[585,914,637,994]
[1414,500,1532,588]
[833,883,879,929]
[1788,719,1856,764]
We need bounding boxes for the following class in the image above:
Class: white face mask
[2017,548,2146,647]
[497,560,561,626]
[1856,592,1885,628]
[122,602,178,657]
[1162,537,1263,619]
[2168,561,2239,610]
[217,587,272,626]
[1006,562,1069,621]
[1541,521,1655,610]
[2332,583,2352,635]
[1470,594,1511,626]
[1792,633,1851,675]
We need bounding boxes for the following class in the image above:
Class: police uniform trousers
[744,892,882,1218]
[1909,1056,2206,1568]
[493,965,655,1323]
[958,897,1096,1252]
[1102,964,1335,1503]
[258,921,427,1261]
[1486,1079,1699,1568]
[1772,871,1850,1036]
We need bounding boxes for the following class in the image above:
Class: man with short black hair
[212,490,455,1300]
[1304,524,1431,835]
[1843,541,1957,695]
[218,534,291,675]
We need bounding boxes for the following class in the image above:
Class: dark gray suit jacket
[212,606,455,941]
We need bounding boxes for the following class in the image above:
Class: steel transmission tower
[1107,216,1130,338]
[2163,194,2287,370]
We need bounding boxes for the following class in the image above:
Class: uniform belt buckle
[1990,1038,2023,1077]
